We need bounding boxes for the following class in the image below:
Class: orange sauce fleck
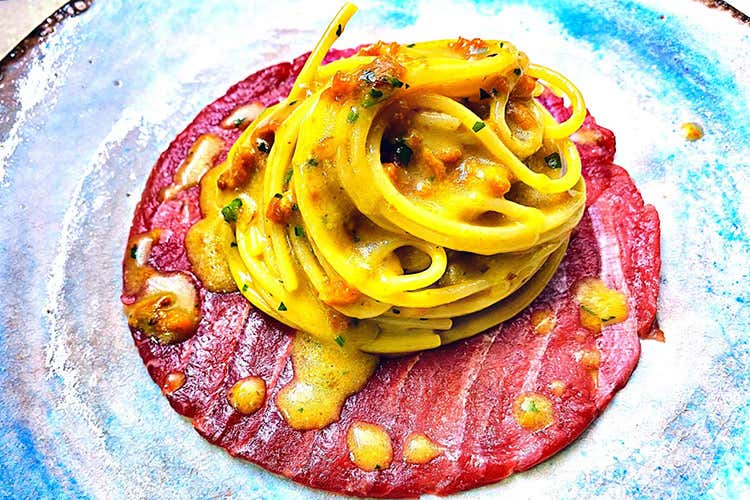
[531,308,556,335]
[548,380,566,397]
[347,421,393,471]
[227,376,266,415]
[161,371,186,395]
[512,392,555,431]
[575,349,601,370]
[403,432,442,465]
[681,122,704,141]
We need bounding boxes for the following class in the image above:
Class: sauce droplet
[548,380,566,397]
[276,333,377,430]
[680,122,704,141]
[531,308,556,335]
[346,421,393,471]
[403,432,442,464]
[161,134,225,201]
[512,393,555,431]
[220,102,266,130]
[162,371,186,395]
[575,278,628,333]
[227,376,266,415]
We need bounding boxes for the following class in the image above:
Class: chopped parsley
[472,121,486,133]
[242,284,249,292]
[479,88,491,100]
[298,407,305,413]
[129,244,137,259]
[513,67,522,76]
[352,233,360,243]
[334,335,346,347]
[288,99,297,106]
[221,198,243,222]
[347,108,359,124]
[336,23,343,37]
[294,225,306,237]
[389,77,404,88]
[305,158,319,167]
[278,302,287,312]
[232,117,245,128]
[544,152,562,169]
[406,43,415,48]
[283,169,294,184]
[392,307,400,314]
[257,138,271,153]
[487,53,498,57]
[230,241,238,248]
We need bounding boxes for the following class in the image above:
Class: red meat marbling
[123,48,661,497]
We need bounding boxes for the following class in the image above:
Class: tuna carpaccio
[121,48,661,497]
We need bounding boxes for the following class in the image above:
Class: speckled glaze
[1,0,748,498]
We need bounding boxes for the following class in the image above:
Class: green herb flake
[273,192,283,199]
[230,241,238,248]
[334,335,345,347]
[404,83,411,89]
[513,67,522,76]
[487,53,498,58]
[341,370,350,376]
[232,117,246,128]
[257,139,270,153]
[580,304,597,315]
[278,302,288,312]
[305,158,319,167]
[283,169,294,185]
[129,245,138,259]
[389,77,404,88]
[479,88,491,100]
[242,284,249,292]
[352,233,361,243]
[298,407,305,413]
[406,43,415,47]
[544,152,562,169]
[336,23,343,37]
[294,225,306,238]
[370,88,384,99]
[374,464,381,470]
[392,307,400,314]
[288,99,297,106]
[291,203,299,211]
[347,108,359,124]
[472,121,486,133]
[523,398,539,413]
[221,198,243,222]
[500,42,505,48]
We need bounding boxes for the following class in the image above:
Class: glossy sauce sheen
[123,49,661,498]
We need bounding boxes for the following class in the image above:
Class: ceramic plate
[1,0,748,497]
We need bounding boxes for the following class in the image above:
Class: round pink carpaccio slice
[123,48,660,498]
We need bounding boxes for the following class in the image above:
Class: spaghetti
[197,2,587,355]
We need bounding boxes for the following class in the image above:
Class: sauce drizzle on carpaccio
[122,48,661,498]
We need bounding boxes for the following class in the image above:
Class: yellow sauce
[161,134,224,200]
[276,333,377,430]
[512,392,555,431]
[680,122,704,141]
[162,371,186,395]
[346,421,393,471]
[220,102,266,130]
[185,215,237,292]
[531,308,556,335]
[575,278,628,333]
[227,376,266,415]
[403,432,442,465]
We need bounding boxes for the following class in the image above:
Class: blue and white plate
[1,0,748,497]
